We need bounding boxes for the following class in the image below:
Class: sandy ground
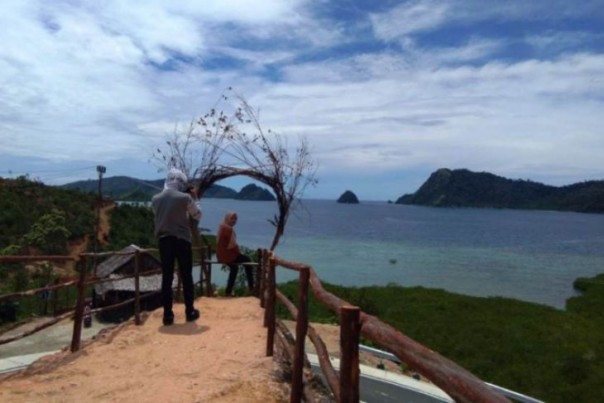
[0,295,406,403]
[0,297,291,403]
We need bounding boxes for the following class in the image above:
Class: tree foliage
[0,177,96,300]
[0,176,96,252]
[21,209,71,254]
[105,204,156,250]
[151,89,318,249]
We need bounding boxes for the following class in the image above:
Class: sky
[1,0,603,201]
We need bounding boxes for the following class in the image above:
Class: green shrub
[277,276,604,403]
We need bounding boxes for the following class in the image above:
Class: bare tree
[151,89,318,251]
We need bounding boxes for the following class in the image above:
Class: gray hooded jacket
[151,168,201,243]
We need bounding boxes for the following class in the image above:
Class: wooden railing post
[52,277,59,315]
[203,245,213,297]
[134,250,141,325]
[291,266,310,403]
[70,255,88,352]
[340,305,361,403]
[203,246,214,297]
[190,217,213,297]
[200,247,207,296]
[266,256,276,356]
[92,256,98,309]
[255,248,262,298]
[262,250,269,324]
[198,245,205,293]
[260,249,267,309]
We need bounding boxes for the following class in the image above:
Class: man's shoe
[186,309,200,322]
[163,313,174,326]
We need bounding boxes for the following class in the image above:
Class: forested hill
[60,176,275,202]
[0,177,96,255]
[396,168,604,213]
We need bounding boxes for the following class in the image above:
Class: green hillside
[397,168,604,213]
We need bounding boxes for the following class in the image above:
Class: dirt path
[71,201,114,257]
[64,202,114,274]
[0,296,407,402]
[0,297,291,403]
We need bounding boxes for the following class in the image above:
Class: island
[396,168,604,213]
[235,184,276,201]
[337,190,359,204]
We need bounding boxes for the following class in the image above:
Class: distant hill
[396,168,604,213]
[60,176,161,201]
[60,176,273,202]
[235,184,276,201]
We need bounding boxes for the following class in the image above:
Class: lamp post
[93,165,106,256]
[92,165,106,308]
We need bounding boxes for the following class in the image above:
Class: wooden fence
[0,255,79,343]
[0,251,162,350]
[258,250,510,403]
[1,250,510,402]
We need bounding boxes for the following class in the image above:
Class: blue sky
[1,0,603,201]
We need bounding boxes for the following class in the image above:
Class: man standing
[152,168,201,326]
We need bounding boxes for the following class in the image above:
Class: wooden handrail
[0,280,78,303]
[0,255,76,263]
[270,253,510,403]
[0,250,166,349]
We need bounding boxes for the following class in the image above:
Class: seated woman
[216,212,254,296]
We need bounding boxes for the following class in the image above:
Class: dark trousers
[158,236,195,315]
[225,254,254,295]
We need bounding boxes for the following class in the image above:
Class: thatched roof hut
[95,244,160,278]
[93,244,174,297]
[93,245,176,322]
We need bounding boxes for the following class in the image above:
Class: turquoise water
[198,199,604,309]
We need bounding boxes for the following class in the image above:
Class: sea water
[197,198,604,310]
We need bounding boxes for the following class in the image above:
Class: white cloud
[247,51,604,187]
[370,0,450,40]
[0,0,603,199]
[370,0,604,43]
[167,0,305,24]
